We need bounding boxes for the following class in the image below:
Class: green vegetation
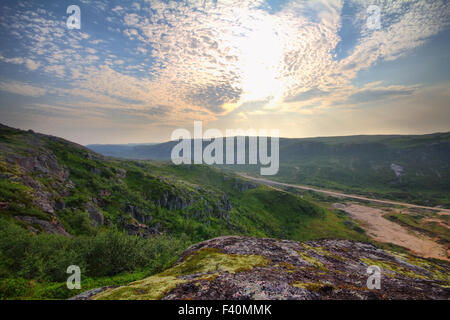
[0,124,379,299]
[296,250,327,271]
[360,258,429,280]
[94,247,269,300]
[161,247,269,276]
[241,134,450,207]
[89,133,450,207]
[291,281,329,291]
[386,251,450,283]
[384,212,450,243]
[0,217,186,299]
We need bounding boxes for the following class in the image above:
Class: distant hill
[88,133,450,207]
[87,141,177,160]
[1,123,340,242]
[86,143,157,158]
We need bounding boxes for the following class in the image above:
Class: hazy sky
[0,0,449,144]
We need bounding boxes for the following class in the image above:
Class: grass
[94,247,270,300]
[384,213,450,243]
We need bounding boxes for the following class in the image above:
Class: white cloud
[0,0,448,129]
[0,55,40,71]
[0,81,47,97]
[25,59,40,71]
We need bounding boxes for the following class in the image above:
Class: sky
[0,0,449,145]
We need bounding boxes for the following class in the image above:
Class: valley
[333,203,448,261]
[89,133,450,208]
[0,123,448,300]
[239,173,449,261]
[237,173,450,213]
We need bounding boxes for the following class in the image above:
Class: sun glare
[223,12,287,105]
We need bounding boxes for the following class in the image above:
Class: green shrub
[56,209,96,236]
[33,282,73,300]
[0,218,187,298]
[0,278,29,299]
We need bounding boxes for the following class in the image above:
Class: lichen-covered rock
[14,215,70,236]
[68,286,118,300]
[86,200,104,226]
[234,180,257,192]
[156,190,194,211]
[84,236,450,300]
[125,204,153,224]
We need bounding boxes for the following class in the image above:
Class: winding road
[238,173,450,214]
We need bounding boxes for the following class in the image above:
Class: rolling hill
[0,123,367,299]
[88,133,450,207]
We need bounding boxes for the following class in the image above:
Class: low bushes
[0,218,188,299]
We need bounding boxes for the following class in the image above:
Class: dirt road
[238,173,449,260]
[238,173,450,214]
[333,203,449,261]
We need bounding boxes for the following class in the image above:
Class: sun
[220,11,288,106]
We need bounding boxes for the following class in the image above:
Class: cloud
[2,0,448,110]
[186,84,243,113]
[0,81,47,97]
[338,0,450,77]
[25,59,41,71]
[0,55,40,71]
[285,88,330,103]
[0,0,449,139]
[141,105,171,116]
[346,84,417,104]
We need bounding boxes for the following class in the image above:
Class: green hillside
[89,133,450,207]
[242,133,450,207]
[0,124,366,299]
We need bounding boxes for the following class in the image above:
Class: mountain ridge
[87,132,450,207]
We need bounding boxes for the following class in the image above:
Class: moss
[279,262,296,271]
[94,276,187,300]
[336,284,370,292]
[291,281,330,292]
[0,157,7,173]
[296,250,328,271]
[94,248,270,300]
[196,273,220,281]
[161,248,270,276]
[360,258,428,280]
[387,251,450,283]
[301,243,346,261]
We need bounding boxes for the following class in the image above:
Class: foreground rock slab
[74,236,450,300]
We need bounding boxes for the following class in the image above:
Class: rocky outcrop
[14,215,70,236]
[156,191,194,211]
[234,180,257,192]
[83,236,450,300]
[125,205,153,224]
[215,193,232,220]
[117,216,161,238]
[3,145,74,216]
[68,286,118,300]
[86,200,104,226]
[16,153,68,180]
[123,223,161,238]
